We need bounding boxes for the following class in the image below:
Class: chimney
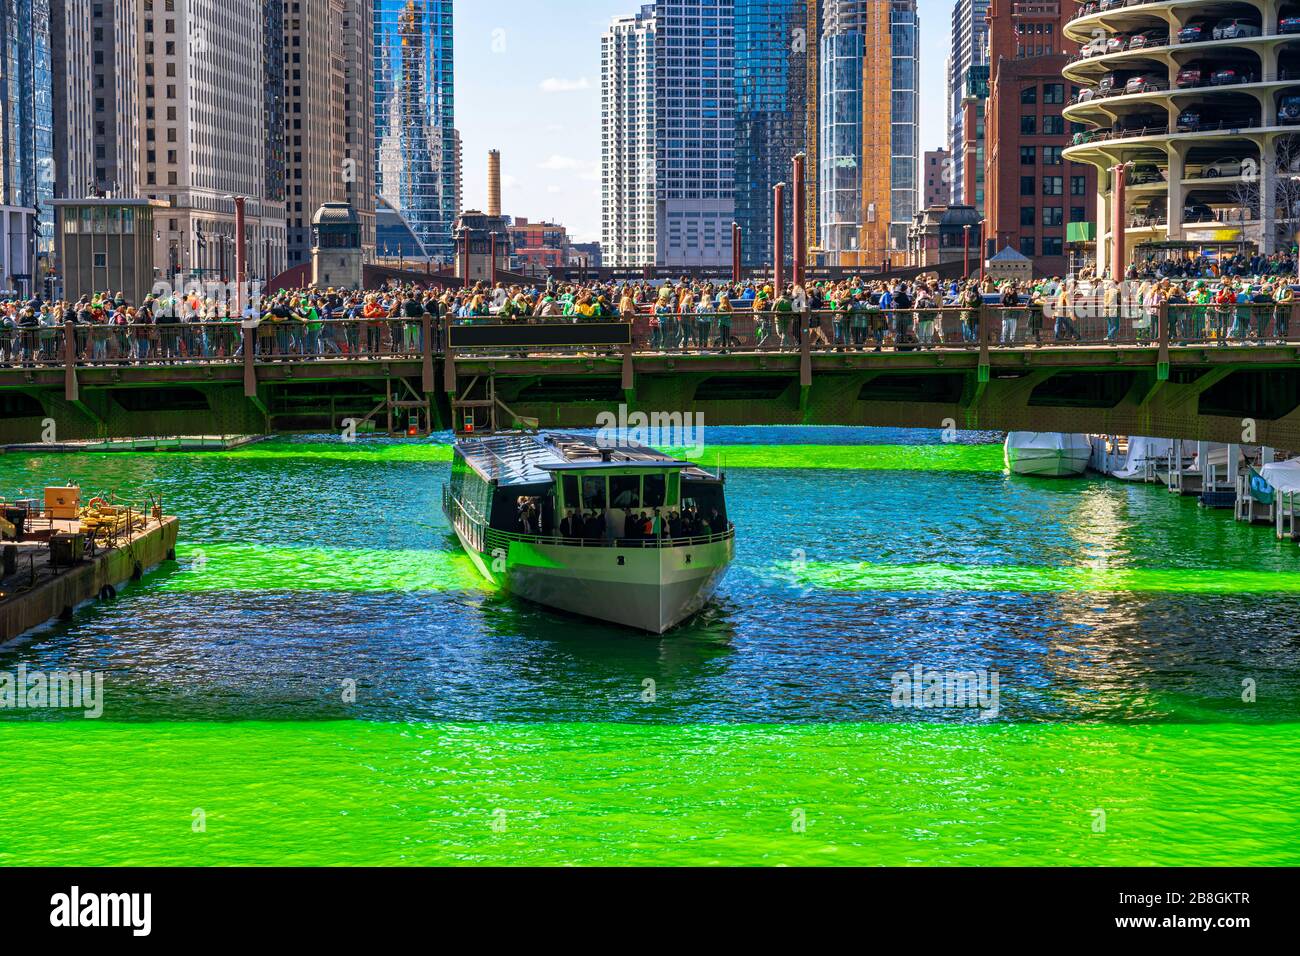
[487,150,501,218]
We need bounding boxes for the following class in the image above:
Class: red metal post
[773,182,786,292]
[978,219,986,283]
[792,153,806,287]
[1111,163,1127,281]
[732,222,741,283]
[234,196,247,315]
[963,226,970,281]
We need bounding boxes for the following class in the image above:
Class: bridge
[2,307,1300,448]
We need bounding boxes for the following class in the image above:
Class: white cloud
[539,77,591,93]
[546,185,562,194]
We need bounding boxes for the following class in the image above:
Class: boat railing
[484,525,735,552]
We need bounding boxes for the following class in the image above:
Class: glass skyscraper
[817,0,917,265]
[734,0,808,267]
[374,0,456,263]
[0,0,53,292]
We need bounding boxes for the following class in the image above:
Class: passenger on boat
[560,509,579,538]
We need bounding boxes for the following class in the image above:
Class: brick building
[983,0,1096,276]
[923,148,951,208]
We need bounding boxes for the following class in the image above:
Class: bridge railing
[64,318,432,366]
[1165,303,1295,346]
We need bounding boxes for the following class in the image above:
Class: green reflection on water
[0,721,1295,866]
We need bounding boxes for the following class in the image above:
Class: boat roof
[454,432,718,487]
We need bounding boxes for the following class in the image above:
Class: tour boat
[1004,432,1091,477]
[442,432,734,633]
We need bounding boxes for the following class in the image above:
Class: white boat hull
[1005,432,1091,477]
[457,527,733,633]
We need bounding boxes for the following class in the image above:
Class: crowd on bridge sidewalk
[3,263,1298,366]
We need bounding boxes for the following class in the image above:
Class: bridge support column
[242,325,257,398]
[62,320,78,402]
[799,311,812,413]
[621,344,635,403]
[1157,301,1169,380]
[421,314,435,393]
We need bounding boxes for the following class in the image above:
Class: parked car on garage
[1279,94,1300,123]
[1183,202,1216,223]
[1281,16,1300,33]
[1211,67,1257,85]
[1177,21,1213,43]
[1213,18,1261,40]
[1176,67,1206,88]
[1125,73,1168,94]
[1127,163,1164,184]
[1199,158,1244,178]
[1127,30,1169,49]
[1106,35,1128,53]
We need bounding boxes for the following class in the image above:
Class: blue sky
[455,0,949,242]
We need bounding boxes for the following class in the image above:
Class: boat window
[610,475,641,508]
[643,473,666,507]
[562,475,579,512]
[581,475,607,509]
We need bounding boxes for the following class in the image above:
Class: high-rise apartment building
[603,1,736,269]
[947,0,989,211]
[1,0,53,293]
[50,0,93,200]
[984,0,1094,275]
[655,0,735,267]
[734,0,810,267]
[600,5,656,267]
[283,0,348,266]
[340,0,375,254]
[818,0,918,266]
[138,0,285,280]
[374,0,456,263]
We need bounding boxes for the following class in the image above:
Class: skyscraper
[601,5,656,267]
[655,0,735,267]
[734,0,809,267]
[374,0,456,263]
[818,0,918,266]
[0,0,53,293]
[340,0,376,255]
[138,0,285,280]
[602,1,734,268]
[947,0,989,211]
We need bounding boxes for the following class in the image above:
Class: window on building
[1042,116,1065,135]
[1020,115,1037,135]
[1042,237,1064,256]
[1043,84,1065,104]
[1070,175,1087,195]
[1042,206,1064,227]
[1020,146,1036,165]
[1021,86,1037,105]
[1020,176,1035,196]
[1043,176,1063,196]
[1021,206,1035,226]
[1042,146,1063,166]
[1020,237,1036,257]
[1071,206,1087,222]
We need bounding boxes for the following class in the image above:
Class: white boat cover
[1260,459,1300,495]
[1111,436,1173,480]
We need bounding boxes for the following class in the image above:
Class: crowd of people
[517,495,726,543]
[4,258,1300,365]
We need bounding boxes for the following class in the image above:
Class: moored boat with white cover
[1004,432,1091,477]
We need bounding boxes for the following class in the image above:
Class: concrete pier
[0,514,179,646]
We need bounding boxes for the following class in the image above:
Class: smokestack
[487,150,501,218]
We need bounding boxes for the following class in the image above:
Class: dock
[0,496,178,646]
[0,435,265,454]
